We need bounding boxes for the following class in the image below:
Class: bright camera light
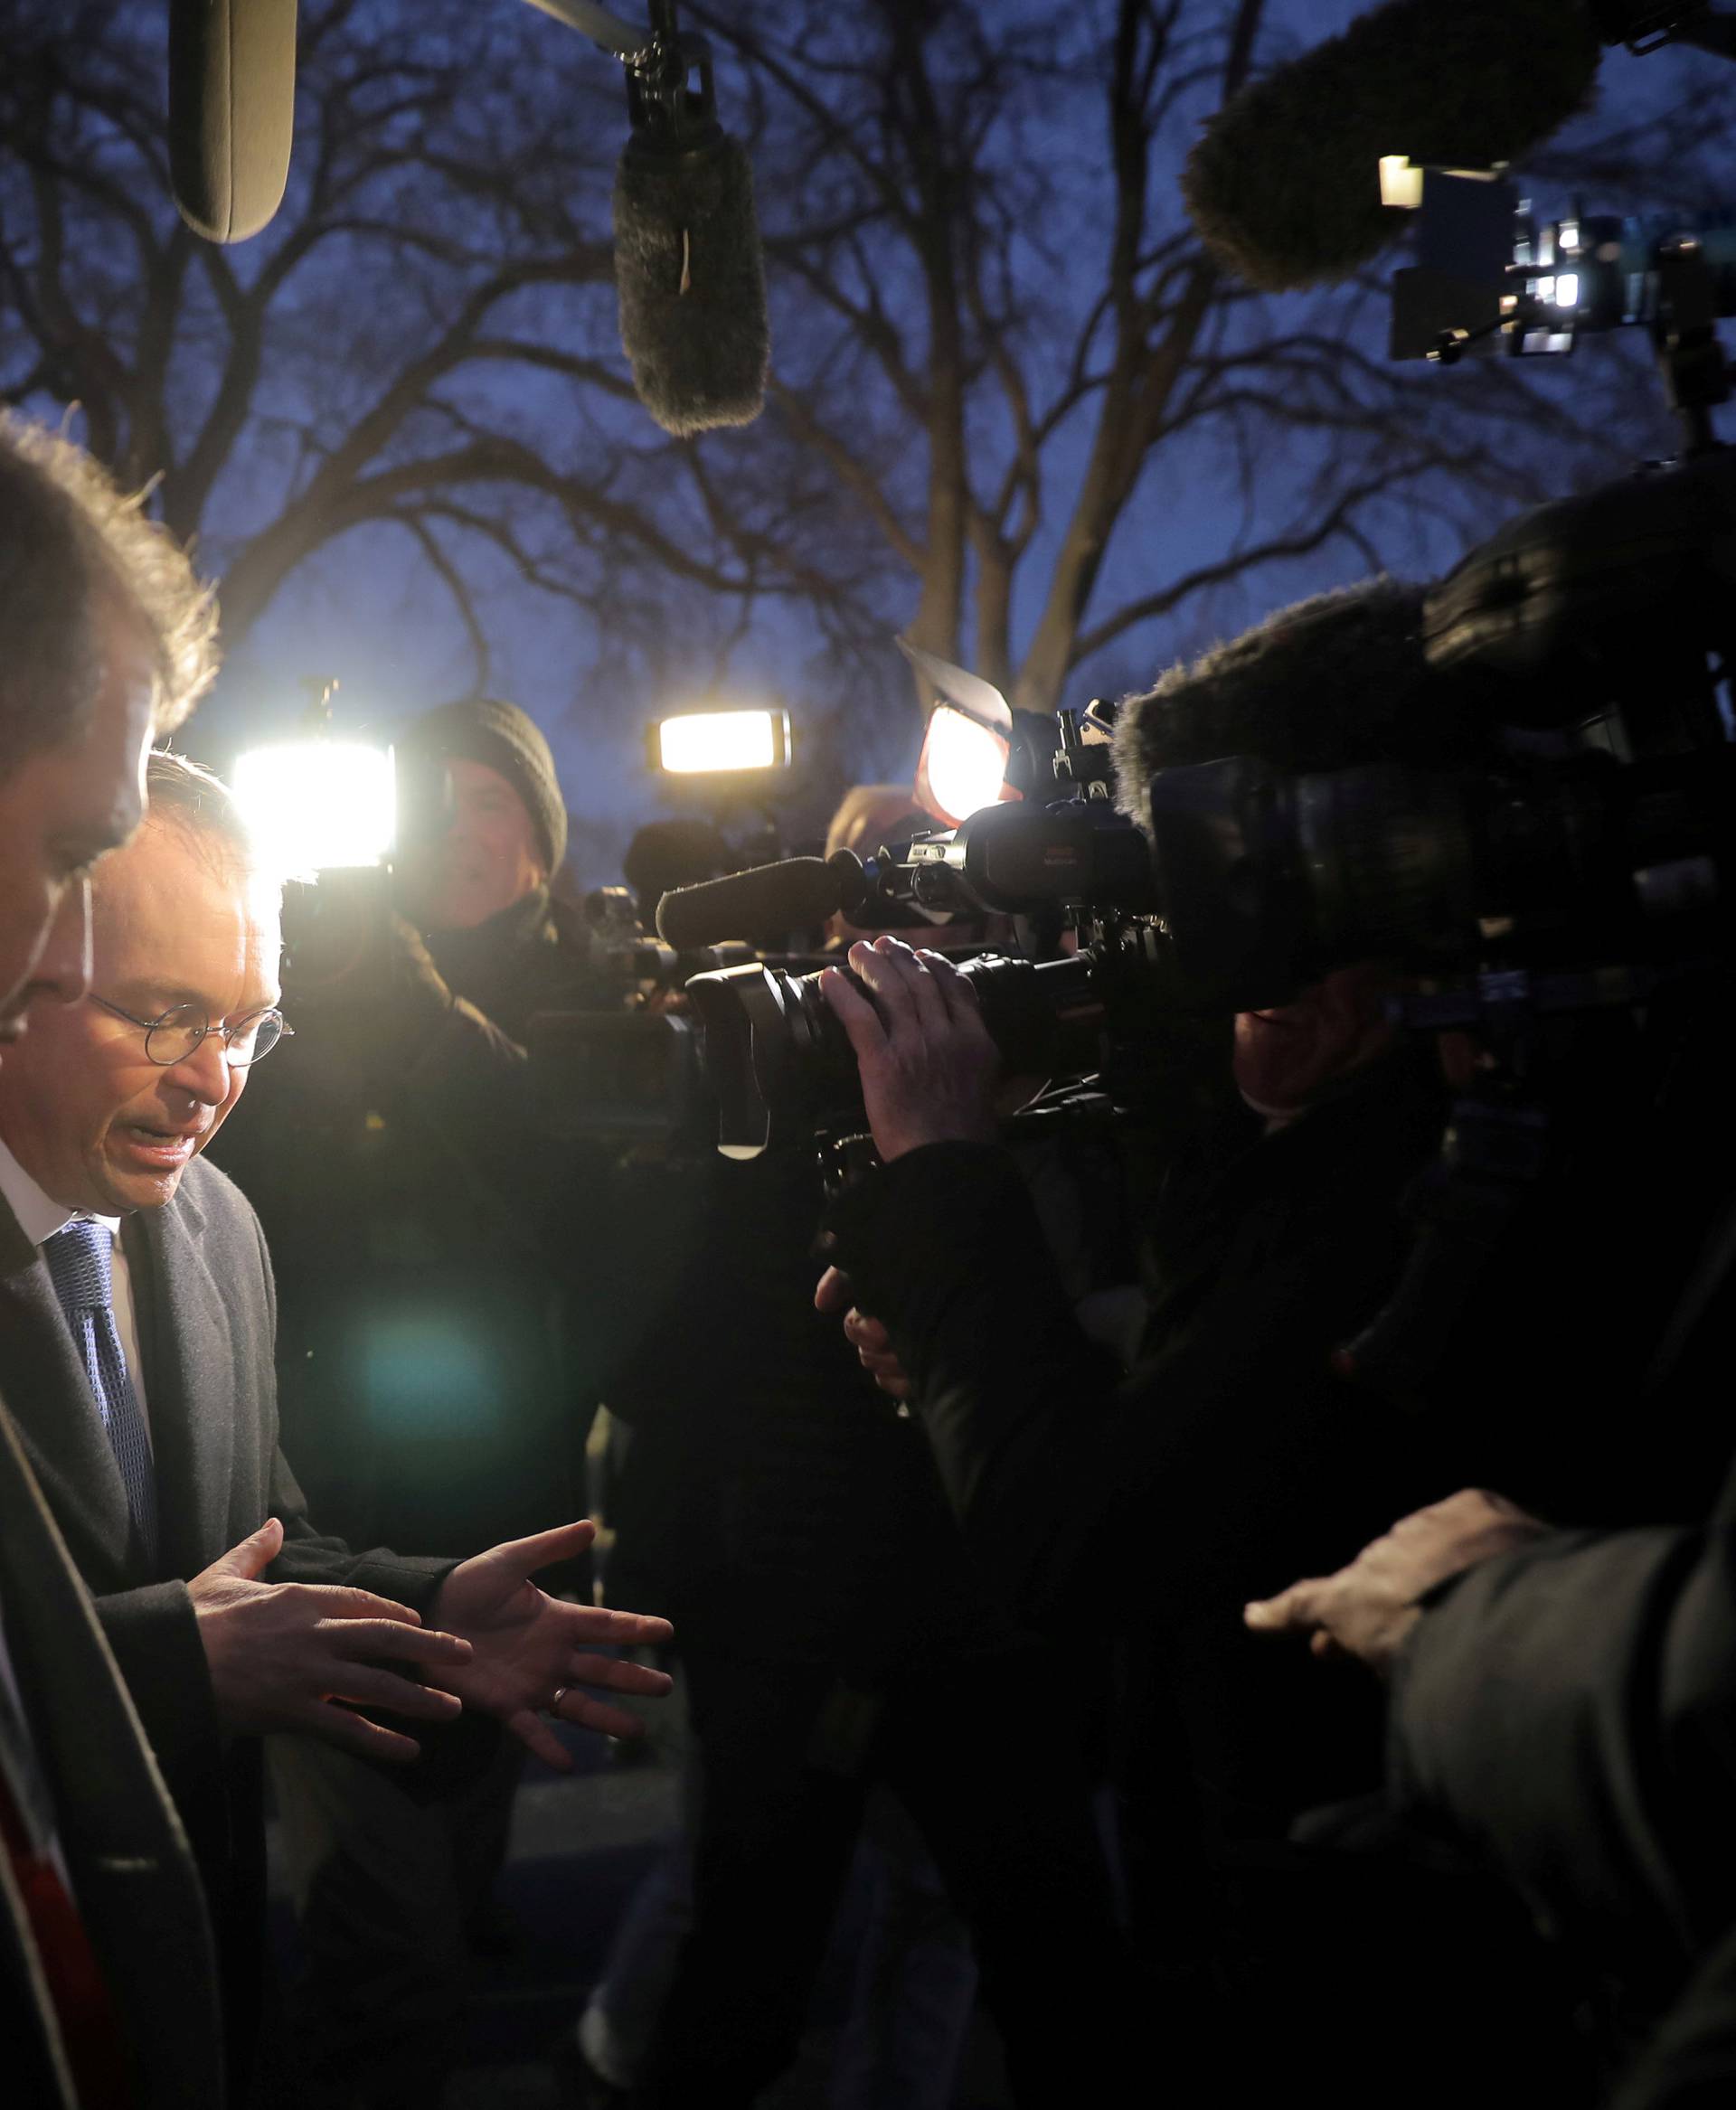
[1378,156,1423,211]
[231,740,396,876]
[656,709,791,775]
[1554,272,1580,309]
[916,705,1010,826]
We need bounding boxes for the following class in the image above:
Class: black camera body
[668,439,1736,1158]
[896,798,1158,919]
[525,885,843,1156]
[528,372,1736,1165]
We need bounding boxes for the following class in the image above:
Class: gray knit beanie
[401,697,568,873]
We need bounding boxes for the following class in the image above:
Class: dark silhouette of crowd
[3,408,1735,2110]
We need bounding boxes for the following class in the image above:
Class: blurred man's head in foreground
[0,416,217,1038]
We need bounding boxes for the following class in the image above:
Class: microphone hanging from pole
[523,0,773,433]
[165,0,772,437]
[608,0,772,436]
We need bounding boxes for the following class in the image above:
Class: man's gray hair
[0,414,219,773]
[140,749,258,874]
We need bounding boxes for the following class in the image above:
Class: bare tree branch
[392,510,492,690]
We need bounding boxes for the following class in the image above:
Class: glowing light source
[1554,271,1580,309]
[1379,156,1423,211]
[914,705,1012,826]
[655,709,791,775]
[231,740,396,875]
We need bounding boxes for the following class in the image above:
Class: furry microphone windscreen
[613,131,771,437]
[1110,578,1495,837]
[1181,0,1601,292]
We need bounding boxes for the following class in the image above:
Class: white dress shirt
[0,1137,152,1440]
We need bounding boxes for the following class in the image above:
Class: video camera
[525,866,841,1158]
[656,711,1168,1156]
[654,432,1736,1158]
[530,121,1736,1168]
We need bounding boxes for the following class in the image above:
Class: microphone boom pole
[519,0,656,63]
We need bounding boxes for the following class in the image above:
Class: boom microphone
[1181,0,1601,293]
[655,852,862,948]
[515,4,771,432]
[610,4,769,438]
[167,0,297,243]
[614,130,769,434]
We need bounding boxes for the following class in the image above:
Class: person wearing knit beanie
[394,696,571,931]
[233,694,605,2093]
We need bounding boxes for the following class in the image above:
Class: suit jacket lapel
[127,1185,236,1577]
[0,1194,135,1591]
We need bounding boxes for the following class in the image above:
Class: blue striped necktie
[42,1218,160,1569]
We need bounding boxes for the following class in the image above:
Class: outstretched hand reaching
[428,1520,675,1770]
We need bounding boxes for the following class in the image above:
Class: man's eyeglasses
[89,995,294,1068]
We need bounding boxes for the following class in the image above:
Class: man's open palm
[429,1521,674,1770]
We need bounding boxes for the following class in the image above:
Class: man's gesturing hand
[1244,1489,1550,1676]
[820,937,999,1162]
[815,1265,911,1400]
[189,1518,476,1763]
[428,1521,675,1772]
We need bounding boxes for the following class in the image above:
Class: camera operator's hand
[820,937,1000,1161]
[815,1265,911,1400]
[1243,1488,1550,1676]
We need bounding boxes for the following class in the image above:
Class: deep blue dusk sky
[107,5,1736,887]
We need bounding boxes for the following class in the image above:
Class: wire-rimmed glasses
[88,995,293,1068]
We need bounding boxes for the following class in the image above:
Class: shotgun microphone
[655,852,863,948]
[167,0,298,243]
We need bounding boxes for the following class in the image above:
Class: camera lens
[685,953,1105,1157]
